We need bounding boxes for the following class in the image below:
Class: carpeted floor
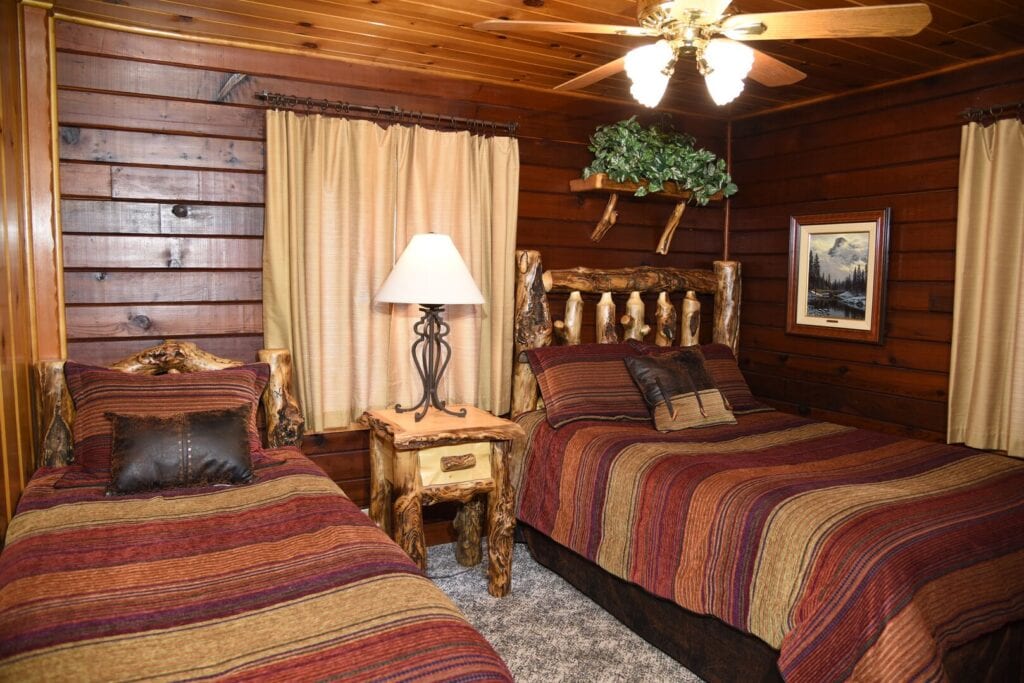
[428,542,704,682]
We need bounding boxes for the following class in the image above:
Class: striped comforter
[514,409,1024,682]
[0,448,511,682]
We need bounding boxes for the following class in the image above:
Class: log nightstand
[360,406,525,597]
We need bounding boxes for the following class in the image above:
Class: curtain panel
[264,111,519,432]
[948,118,1024,457]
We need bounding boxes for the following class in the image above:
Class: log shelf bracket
[570,174,720,256]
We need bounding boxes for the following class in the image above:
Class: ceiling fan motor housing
[637,1,714,56]
[636,0,677,29]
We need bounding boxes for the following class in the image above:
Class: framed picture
[787,209,891,344]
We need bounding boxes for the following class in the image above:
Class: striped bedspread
[0,448,511,682]
[513,409,1024,682]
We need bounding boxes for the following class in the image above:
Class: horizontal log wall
[730,53,1024,441]
[54,21,726,508]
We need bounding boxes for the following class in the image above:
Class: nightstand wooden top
[361,406,525,450]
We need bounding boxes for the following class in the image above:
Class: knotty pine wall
[730,53,1024,442]
[53,20,726,507]
[1,2,38,538]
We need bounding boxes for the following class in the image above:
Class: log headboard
[511,249,741,418]
[35,340,305,469]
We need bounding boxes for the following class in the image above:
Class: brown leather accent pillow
[626,339,772,415]
[106,405,254,495]
[624,348,737,432]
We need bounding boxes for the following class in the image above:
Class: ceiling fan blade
[748,48,806,86]
[474,20,653,37]
[721,3,932,41]
[553,57,627,91]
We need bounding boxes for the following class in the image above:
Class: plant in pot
[582,116,737,203]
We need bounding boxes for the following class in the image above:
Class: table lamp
[375,233,484,421]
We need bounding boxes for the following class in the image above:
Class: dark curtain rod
[255,91,518,137]
[960,100,1024,125]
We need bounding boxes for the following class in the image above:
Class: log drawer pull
[441,453,476,472]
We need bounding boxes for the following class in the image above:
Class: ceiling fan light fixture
[703,38,754,80]
[701,38,753,105]
[704,70,745,105]
[630,73,671,108]
[625,40,676,108]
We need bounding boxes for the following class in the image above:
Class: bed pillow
[64,361,270,472]
[696,344,773,414]
[526,343,651,428]
[624,348,736,432]
[627,339,772,414]
[106,405,254,495]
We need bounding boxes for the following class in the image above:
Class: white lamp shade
[375,233,484,305]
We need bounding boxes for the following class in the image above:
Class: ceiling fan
[474,1,932,107]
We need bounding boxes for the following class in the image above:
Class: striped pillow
[698,344,772,415]
[64,362,270,472]
[526,343,651,428]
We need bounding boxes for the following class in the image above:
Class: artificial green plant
[582,116,737,204]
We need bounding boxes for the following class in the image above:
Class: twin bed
[509,250,1024,682]
[2,250,1022,682]
[0,342,511,681]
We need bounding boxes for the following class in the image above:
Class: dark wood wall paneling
[54,21,727,509]
[730,53,1024,441]
[0,3,38,538]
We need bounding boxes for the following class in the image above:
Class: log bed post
[511,250,552,419]
[713,260,741,353]
[36,361,74,468]
[258,348,305,447]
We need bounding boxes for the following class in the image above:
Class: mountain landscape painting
[805,232,869,320]
[788,209,890,344]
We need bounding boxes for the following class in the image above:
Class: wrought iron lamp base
[395,304,467,422]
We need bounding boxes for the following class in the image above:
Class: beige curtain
[390,128,519,413]
[264,110,518,432]
[948,118,1024,457]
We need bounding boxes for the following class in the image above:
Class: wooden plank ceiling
[49,0,1024,118]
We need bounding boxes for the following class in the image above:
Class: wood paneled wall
[53,21,726,505]
[730,53,1024,441]
[0,2,39,538]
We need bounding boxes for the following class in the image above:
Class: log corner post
[511,250,551,418]
[712,261,741,354]
[35,359,74,469]
[257,348,305,447]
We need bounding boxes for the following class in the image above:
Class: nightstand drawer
[419,442,491,487]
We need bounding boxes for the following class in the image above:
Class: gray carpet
[427,542,704,682]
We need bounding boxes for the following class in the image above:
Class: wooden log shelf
[569,173,722,255]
